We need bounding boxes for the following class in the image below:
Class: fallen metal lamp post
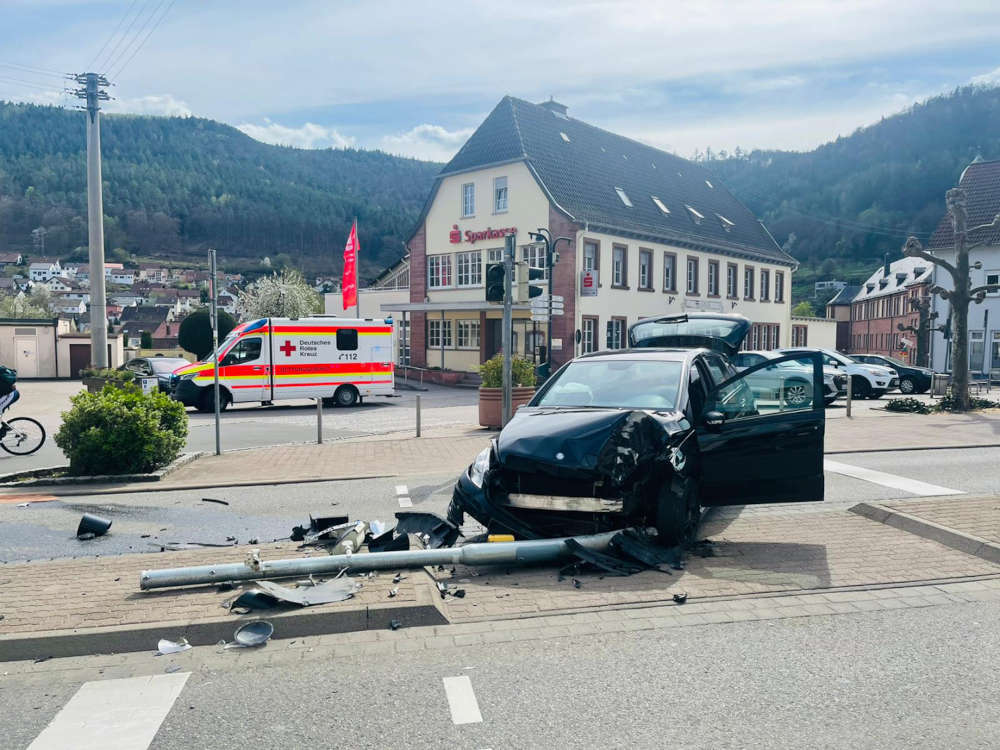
[139,530,623,590]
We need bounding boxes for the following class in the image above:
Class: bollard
[845,375,852,418]
[316,397,323,444]
[416,394,421,437]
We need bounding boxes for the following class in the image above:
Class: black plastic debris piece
[201,497,229,506]
[217,582,237,593]
[290,514,350,542]
[233,620,273,647]
[609,530,677,574]
[452,589,466,598]
[389,619,402,630]
[394,511,462,549]
[673,592,688,605]
[563,538,644,576]
[77,514,111,539]
[227,589,279,613]
[436,581,449,599]
[388,587,398,598]
[391,573,405,584]
[572,578,582,589]
[368,528,410,553]
[254,578,355,607]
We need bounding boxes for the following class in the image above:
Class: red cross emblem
[279,340,297,357]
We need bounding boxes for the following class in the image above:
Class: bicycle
[0,416,46,456]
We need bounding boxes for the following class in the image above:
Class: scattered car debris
[215,621,274,650]
[290,514,350,542]
[201,497,229,506]
[388,587,398,598]
[389,619,402,630]
[254,578,356,606]
[394,511,462,549]
[572,578,582,589]
[368,528,410,553]
[164,664,183,673]
[391,573,405,583]
[76,514,112,539]
[672,592,688,604]
[226,589,278,613]
[564,538,644,576]
[609,529,678,573]
[148,540,237,552]
[33,656,51,664]
[156,638,191,656]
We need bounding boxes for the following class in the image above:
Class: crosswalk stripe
[395,485,408,496]
[398,496,413,508]
[823,459,964,497]
[28,672,190,750]
[443,675,483,725]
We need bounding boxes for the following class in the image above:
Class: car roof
[576,347,703,363]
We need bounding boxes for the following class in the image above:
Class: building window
[521,244,548,280]
[612,245,627,287]
[663,253,677,292]
[428,319,453,348]
[985,271,1000,295]
[970,330,986,372]
[487,247,503,263]
[457,320,480,349]
[583,240,599,272]
[743,266,755,299]
[639,249,653,290]
[992,331,1000,369]
[792,324,808,346]
[582,317,598,354]
[606,318,626,350]
[462,183,475,217]
[493,177,508,213]
[456,250,482,287]
[760,269,770,301]
[614,187,632,207]
[686,257,699,294]
[427,255,452,288]
[707,260,719,296]
[651,196,670,215]
[775,271,785,302]
[727,263,738,298]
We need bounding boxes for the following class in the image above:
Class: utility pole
[71,72,110,368]
[502,233,514,426]
[208,248,221,456]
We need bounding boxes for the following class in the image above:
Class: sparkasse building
[389,96,797,374]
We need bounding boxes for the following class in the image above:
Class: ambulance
[171,317,395,411]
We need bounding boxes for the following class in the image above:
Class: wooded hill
[0,102,440,279]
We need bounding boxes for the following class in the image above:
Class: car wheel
[333,385,359,407]
[655,477,699,547]
[851,375,871,399]
[782,380,812,407]
[198,386,230,413]
[899,377,916,394]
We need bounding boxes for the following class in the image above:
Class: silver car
[733,350,846,407]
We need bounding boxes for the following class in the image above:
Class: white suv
[778,347,899,399]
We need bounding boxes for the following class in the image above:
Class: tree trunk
[950,231,971,410]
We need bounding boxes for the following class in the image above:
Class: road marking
[823,459,964,497]
[395,484,408,496]
[28,672,190,750]
[443,675,483,725]
[398,496,413,508]
[0,494,57,504]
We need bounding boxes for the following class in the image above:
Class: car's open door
[696,352,824,505]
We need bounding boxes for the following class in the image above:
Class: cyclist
[0,365,19,435]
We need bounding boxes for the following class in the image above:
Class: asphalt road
[1,445,997,563]
[5,600,998,749]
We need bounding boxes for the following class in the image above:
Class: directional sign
[531,313,549,323]
[530,294,564,303]
[531,301,564,312]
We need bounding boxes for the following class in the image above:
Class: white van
[172,317,395,411]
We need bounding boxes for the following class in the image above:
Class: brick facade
[408,224,427,367]
[548,205,579,370]
[850,281,930,361]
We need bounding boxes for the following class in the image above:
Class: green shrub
[480,354,537,388]
[55,386,188,475]
[934,388,1000,412]
[80,367,136,383]
[885,397,931,414]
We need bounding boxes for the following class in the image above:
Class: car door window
[703,354,732,385]
[687,362,708,418]
[126,359,151,375]
[708,353,820,419]
[222,337,262,366]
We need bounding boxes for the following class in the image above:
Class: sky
[1,0,999,162]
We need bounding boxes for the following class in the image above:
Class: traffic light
[516,265,545,302]
[485,263,506,303]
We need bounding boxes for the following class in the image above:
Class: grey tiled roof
[826,284,861,306]
[928,159,1000,250]
[853,257,932,302]
[439,96,794,265]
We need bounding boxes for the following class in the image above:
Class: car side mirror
[704,410,726,428]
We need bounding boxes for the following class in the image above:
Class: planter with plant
[478,354,537,428]
[80,367,136,393]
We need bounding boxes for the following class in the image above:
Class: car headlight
[468,446,492,488]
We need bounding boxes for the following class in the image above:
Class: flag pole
[354,217,360,319]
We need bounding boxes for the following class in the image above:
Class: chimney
[538,97,568,117]
[883,253,891,278]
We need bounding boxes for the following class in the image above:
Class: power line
[0,61,66,79]
[0,75,64,92]
[109,0,177,79]
[88,0,142,71]
[97,0,154,73]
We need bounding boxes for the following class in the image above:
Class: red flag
[342,220,359,311]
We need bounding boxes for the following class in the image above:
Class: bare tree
[903,187,1000,410]
[236,269,319,320]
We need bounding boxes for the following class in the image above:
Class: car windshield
[534,359,682,410]
[819,349,854,366]
[876,355,909,367]
[150,358,187,373]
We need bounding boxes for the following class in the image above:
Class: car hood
[496,407,688,483]
[628,314,750,356]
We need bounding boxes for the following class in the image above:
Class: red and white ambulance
[172,317,395,411]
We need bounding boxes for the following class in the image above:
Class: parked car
[120,356,189,393]
[850,354,933,394]
[449,314,826,546]
[777,347,898,399]
[733,350,847,407]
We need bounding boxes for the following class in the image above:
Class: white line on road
[395,485,408,496]
[823,459,965,497]
[28,672,190,750]
[443,675,483,725]
[398,496,413,508]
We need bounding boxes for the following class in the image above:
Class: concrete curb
[0,579,447,662]
[825,442,1000,455]
[0,452,204,488]
[849,502,1000,564]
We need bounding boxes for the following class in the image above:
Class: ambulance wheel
[333,385,359,407]
[198,387,230,413]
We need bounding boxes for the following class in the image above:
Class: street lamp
[528,228,572,380]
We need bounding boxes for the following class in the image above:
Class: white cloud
[971,66,1000,85]
[236,119,355,149]
[380,124,474,161]
[105,94,192,117]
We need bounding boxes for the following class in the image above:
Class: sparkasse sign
[450,224,518,244]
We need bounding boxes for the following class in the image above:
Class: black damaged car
[448,314,826,546]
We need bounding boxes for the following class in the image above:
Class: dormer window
[716,214,735,232]
[615,187,633,207]
[651,196,670,215]
[878,279,889,288]
[685,205,704,225]
[866,283,875,292]
[559,132,571,143]
[895,273,907,285]
[705,179,714,188]
[914,266,926,275]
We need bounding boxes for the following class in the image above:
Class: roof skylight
[705,179,714,188]
[560,132,571,143]
[716,213,735,232]
[684,204,704,224]
[651,196,670,215]
[615,187,633,207]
